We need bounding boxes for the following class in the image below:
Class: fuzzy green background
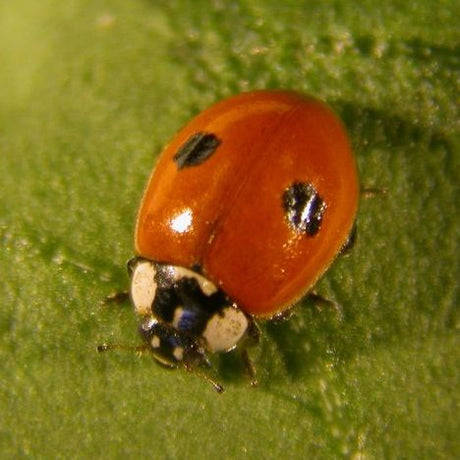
[0,0,458,458]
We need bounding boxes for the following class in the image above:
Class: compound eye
[130,260,157,316]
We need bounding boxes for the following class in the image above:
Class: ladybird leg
[269,307,296,323]
[341,188,387,258]
[338,223,357,256]
[183,364,225,393]
[181,345,225,393]
[246,318,261,345]
[101,290,130,305]
[307,292,344,320]
[100,256,146,305]
[241,349,258,387]
[307,292,335,305]
[239,318,260,386]
[97,342,148,356]
[360,186,388,197]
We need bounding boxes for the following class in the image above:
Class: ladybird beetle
[127,90,359,390]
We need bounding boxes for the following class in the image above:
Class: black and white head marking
[129,258,250,355]
[173,132,221,169]
[139,317,209,368]
[129,258,218,317]
[282,181,326,236]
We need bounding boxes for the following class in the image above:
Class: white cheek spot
[203,307,249,353]
[131,261,157,316]
[150,335,160,348]
[173,346,184,361]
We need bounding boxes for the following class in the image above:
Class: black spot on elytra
[282,182,326,236]
[173,132,221,169]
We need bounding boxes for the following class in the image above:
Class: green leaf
[0,0,457,457]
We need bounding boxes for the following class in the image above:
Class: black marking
[173,132,221,169]
[191,263,203,274]
[282,182,326,236]
[138,320,209,368]
[152,286,180,322]
[152,275,231,337]
[126,256,150,276]
[126,256,139,276]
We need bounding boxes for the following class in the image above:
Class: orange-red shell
[135,90,359,318]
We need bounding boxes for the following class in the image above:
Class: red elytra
[135,90,359,317]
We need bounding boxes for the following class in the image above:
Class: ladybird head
[128,257,250,363]
[138,317,210,368]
